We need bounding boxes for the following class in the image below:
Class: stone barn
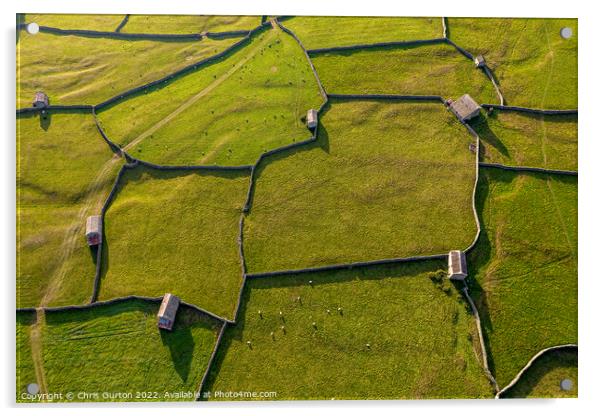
[448,250,468,280]
[85,215,102,246]
[157,293,180,331]
[33,92,49,108]
[474,55,486,68]
[306,109,318,129]
[449,94,481,122]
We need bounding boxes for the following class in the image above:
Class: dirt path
[40,154,121,307]
[123,28,277,154]
[29,308,48,398]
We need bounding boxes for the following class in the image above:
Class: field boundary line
[461,121,482,254]
[495,344,578,399]
[115,15,129,33]
[306,38,447,55]
[481,104,578,115]
[18,294,228,324]
[17,105,94,115]
[195,321,228,401]
[461,283,499,392]
[479,162,578,176]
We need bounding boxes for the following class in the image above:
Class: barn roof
[86,215,102,235]
[450,94,480,121]
[448,250,467,275]
[34,91,49,105]
[158,293,180,321]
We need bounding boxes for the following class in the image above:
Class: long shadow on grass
[469,113,510,159]
[200,259,448,397]
[466,168,578,381]
[502,349,578,398]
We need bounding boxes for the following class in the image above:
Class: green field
[283,16,442,49]
[312,43,497,103]
[468,168,577,387]
[204,261,494,400]
[17,112,121,308]
[97,26,323,166]
[24,14,125,31]
[447,18,577,109]
[244,100,477,273]
[503,349,577,398]
[122,15,262,34]
[17,31,239,107]
[98,166,249,320]
[473,111,577,170]
[16,311,37,400]
[16,300,220,402]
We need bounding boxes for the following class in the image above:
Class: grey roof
[449,94,480,121]
[307,109,318,127]
[33,91,49,105]
[448,250,467,276]
[85,215,102,236]
[474,55,486,66]
[157,293,180,321]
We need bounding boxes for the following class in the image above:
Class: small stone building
[449,94,481,122]
[85,215,102,246]
[474,55,486,68]
[306,109,318,129]
[33,92,49,108]
[157,293,180,331]
[448,250,468,280]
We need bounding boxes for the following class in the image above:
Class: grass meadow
[244,100,477,273]
[312,43,497,103]
[503,349,577,398]
[16,311,36,400]
[447,18,577,109]
[17,31,240,107]
[468,168,577,387]
[283,16,442,49]
[472,111,577,170]
[122,15,262,34]
[24,14,125,31]
[17,112,121,308]
[98,166,249,320]
[203,261,494,400]
[97,26,323,166]
[16,300,221,402]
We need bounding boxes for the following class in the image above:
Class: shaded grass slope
[468,168,577,387]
